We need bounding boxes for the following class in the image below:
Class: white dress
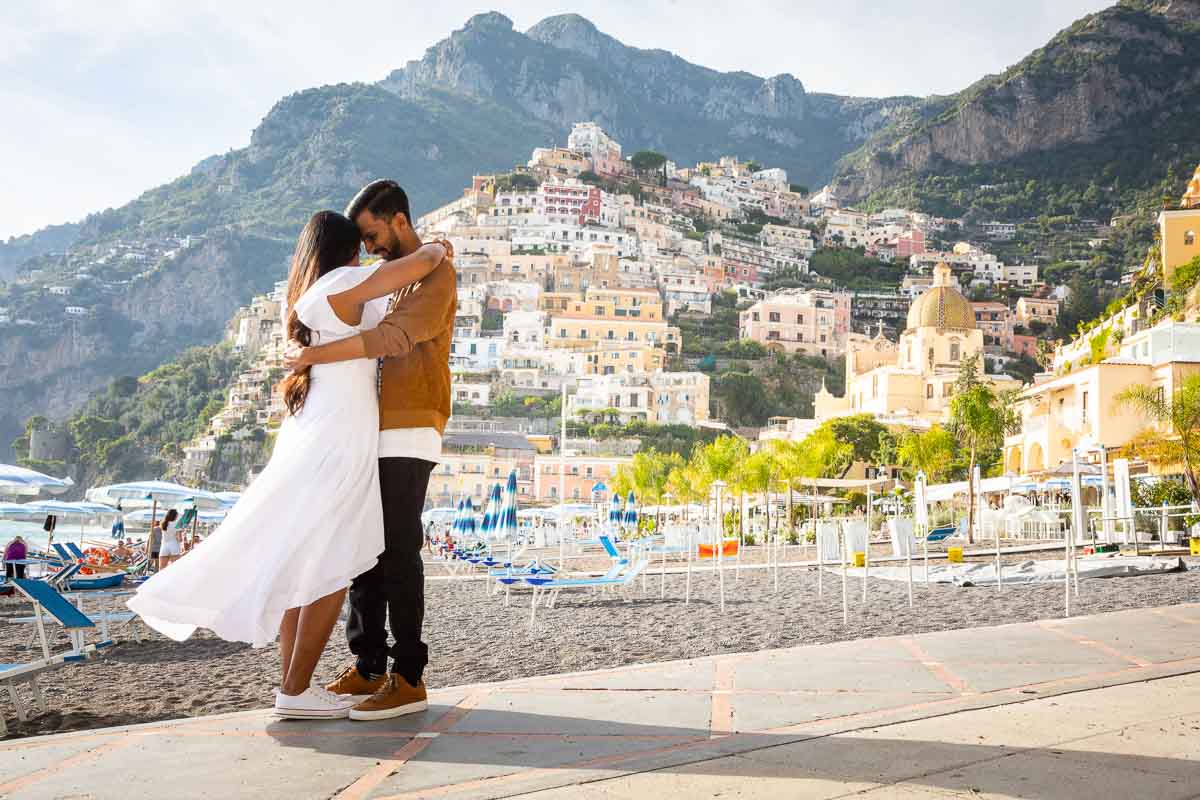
[128,265,390,647]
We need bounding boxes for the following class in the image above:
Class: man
[285,179,456,720]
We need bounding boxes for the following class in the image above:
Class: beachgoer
[129,208,450,721]
[288,181,455,722]
[4,536,27,579]
[157,509,182,570]
[111,503,125,539]
[147,521,163,570]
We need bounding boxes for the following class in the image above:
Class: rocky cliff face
[0,232,288,460]
[838,1,1200,198]
[381,12,920,188]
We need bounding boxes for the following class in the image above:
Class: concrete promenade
[2,603,1199,799]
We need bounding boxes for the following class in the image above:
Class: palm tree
[665,463,704,522]
[691,436,749,529]
[949,384,1020,544]
[1117,375,1200,506]
[737,447,784,541]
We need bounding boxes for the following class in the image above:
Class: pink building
[972,301,1013,353]
[739,289,853,360]
[894,228,926,259]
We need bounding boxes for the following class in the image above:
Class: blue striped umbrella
[460,497,477,540]
[0,464,73,496]
[21,500,119,519]
[608,493,623,531]
[480,483,502,541]
[89,480,222,508]
[451,498,466,538]
[623,490,638,528]
[495,470,519,542]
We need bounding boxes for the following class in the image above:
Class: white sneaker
[273,686,357,719]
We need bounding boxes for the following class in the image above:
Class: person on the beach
[147,521,162,570]
[4,536,27,579]
[129,209,451,720]
[157,509,182,570]
[286,180,455,722]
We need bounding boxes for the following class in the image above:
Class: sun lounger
[523,559,650,625]
[8,578,113,660]
[1,580,113,735]
[64,542,89,561]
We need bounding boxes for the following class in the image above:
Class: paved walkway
[2,604,1199,799]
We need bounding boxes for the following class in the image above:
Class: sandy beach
[2,551,1198,739]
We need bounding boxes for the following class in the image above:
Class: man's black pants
[347,457,434,686]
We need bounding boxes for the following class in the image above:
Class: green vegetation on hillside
[11,344,245,486]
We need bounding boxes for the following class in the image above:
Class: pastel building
[739,289,852,359]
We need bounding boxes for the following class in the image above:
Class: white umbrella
[123,508,228,524]
[0,464,73,497]
[912,472,929,604]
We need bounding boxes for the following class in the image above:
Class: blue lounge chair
[64,542,89,561]
[2,580,112,735]
[927,525,957,543]
[523,559,650,625]
[41,561,85,589]
[9,578,112,660]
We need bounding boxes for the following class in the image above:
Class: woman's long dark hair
[162,509,179,530]
[281,211,362,414]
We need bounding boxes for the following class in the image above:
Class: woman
[4,536,27,579]
[128,211,448,720]
[157,509,182,570]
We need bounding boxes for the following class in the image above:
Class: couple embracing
[128,179,455,721]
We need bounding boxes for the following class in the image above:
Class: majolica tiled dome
[906,263,976,331]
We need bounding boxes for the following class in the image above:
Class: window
[768,330,780,340]
[1082,391,1089,424]
[769,312,781,322]
[1187,230,1196,246]
[950,341,960,361]
[943,384,951,398]
[797,314,804,324]
[926,384,934,399]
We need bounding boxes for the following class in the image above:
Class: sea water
[0,519,120,554]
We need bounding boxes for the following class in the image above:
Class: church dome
[906,263,976,331]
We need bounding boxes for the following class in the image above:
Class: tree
[826,414,891,477]
[895,425,957,482]
[737,446,786,538]
[615,450,683,532]
[665,463,705,521]
[948,384,1020,543]
[690,435,750,505]
[630,150,667,177]
[1117,375,1200,507]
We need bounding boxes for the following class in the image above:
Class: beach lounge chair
[64,542,89,561]
[41,561,85,589]
[523,558,650,625]
[1,579,112,735]
[7,578,114,659]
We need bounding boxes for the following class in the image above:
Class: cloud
[1,0,1113,239]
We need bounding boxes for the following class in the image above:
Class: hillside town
[153,121,1188,511]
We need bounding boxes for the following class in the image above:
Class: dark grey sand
[2,554,1197,739]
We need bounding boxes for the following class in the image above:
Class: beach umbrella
[0,501,29,518]
[215,491,242,508]
[20,499,120,549]
[91,480,223,509]
[0,464,73,497]
[913,472,929,601]
[607,493,623,535]
[623,490,638,529]
[460,497,477,540]
[123,508,227,524]
[497,471,519,541]
[480,483,502,541]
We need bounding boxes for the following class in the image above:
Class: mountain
[382,12,920,189]
[835,0,1200,225]
[0,223,81,282]
[0,12,928,459]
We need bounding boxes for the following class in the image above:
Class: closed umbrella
[623,490,638,532]
[496,471,521,565]
[913,472,929,603]
[608,493,623,534]
[480,483,502,542]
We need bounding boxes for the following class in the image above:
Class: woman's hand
[283,342,312,370]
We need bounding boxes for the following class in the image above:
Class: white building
[450,335,504,373]
[452,381,493,407]
[567,122,622,159]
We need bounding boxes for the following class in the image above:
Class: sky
[1,0,1113,241]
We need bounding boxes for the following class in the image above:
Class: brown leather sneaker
[325,666,386,701]
[348,674,428,721]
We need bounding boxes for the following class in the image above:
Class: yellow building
[815,263,1017,423]
[1159,165,1200,282]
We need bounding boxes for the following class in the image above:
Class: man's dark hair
[346,179,412,224]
